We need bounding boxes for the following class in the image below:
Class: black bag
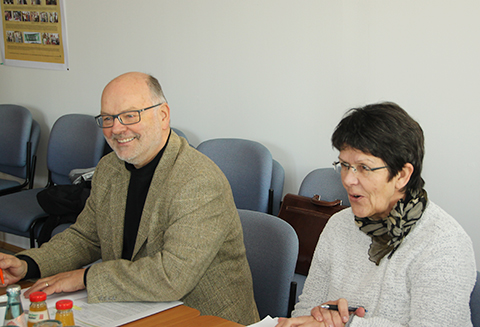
[278,193,348,275]
[36,180,91,246]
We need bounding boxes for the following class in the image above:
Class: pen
[320,304,367,312]
[0,268,4,284]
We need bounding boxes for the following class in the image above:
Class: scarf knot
[354,189,428,265]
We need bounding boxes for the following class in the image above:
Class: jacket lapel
[132,132,182,259]
[109,167,130,259]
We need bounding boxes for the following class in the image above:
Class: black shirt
[121,142,167,260]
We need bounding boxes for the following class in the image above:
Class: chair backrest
[197,138,273,213]
[0,104,38,179]
[171,127,189,143]
[299,168,350,206]
[238,209,299,319]
[471,271,480,327]
[47,114,106,185]
[0,105,41,194]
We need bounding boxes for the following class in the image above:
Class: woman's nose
[342,167,359,186]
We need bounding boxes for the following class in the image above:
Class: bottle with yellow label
[28,291,50,327]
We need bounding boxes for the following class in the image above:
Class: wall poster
[1,0,68,70]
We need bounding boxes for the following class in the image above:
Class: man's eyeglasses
[95,103,163,128]
[332,161,388,177]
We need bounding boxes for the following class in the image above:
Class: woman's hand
[310,299,366,327]
[275,315,329,327]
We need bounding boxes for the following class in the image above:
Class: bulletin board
[1,0,68,70]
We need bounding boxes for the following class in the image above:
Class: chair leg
[25,141,32,189]
[29,155,37,189]
[287,281,297,318]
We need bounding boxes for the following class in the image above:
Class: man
[0,72,259,325]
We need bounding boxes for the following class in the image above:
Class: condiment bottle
[4,284,27,326]
[54,300,74,326]
[28,291,50,327]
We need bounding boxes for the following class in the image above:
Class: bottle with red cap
[27,291,50,327]
[54,299,75,326]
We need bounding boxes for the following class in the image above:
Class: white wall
[1,1,479,266]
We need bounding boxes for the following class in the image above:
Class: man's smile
[117,137,135,144]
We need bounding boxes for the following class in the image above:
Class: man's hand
[24,268,87,298]
[0,253,28,285]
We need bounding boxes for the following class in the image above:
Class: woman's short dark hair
[331,102,425,193]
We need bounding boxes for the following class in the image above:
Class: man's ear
[396,163,414,191]
[159,103,170,130]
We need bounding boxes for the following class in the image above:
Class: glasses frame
[95,103,163,128]
[332,161,388,177]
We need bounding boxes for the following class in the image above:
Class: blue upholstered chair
[270,159,285,216]
[292,167,350,303]
[0,104,41,196]
[196,138,284,215]
[238,209,298,319]
[0,114,106,247]
[298,167,350,205]
[471,271,480,326]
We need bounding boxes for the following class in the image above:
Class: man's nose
[110,117,126,133]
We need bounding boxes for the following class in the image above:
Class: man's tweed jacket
[20,131,260,325]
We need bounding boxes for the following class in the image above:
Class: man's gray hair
[147,75,167,104]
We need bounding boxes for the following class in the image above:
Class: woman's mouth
[349,193,363,200]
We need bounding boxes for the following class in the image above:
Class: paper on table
[247,315,279,327]
[20,288,182,327]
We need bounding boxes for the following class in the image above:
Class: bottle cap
[6,284,21,295]
[30,291,47,302]
[55,299,73,310]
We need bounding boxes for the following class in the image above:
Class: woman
[277,102,476,326]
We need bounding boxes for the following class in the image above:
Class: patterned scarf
[354,189,428,265]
